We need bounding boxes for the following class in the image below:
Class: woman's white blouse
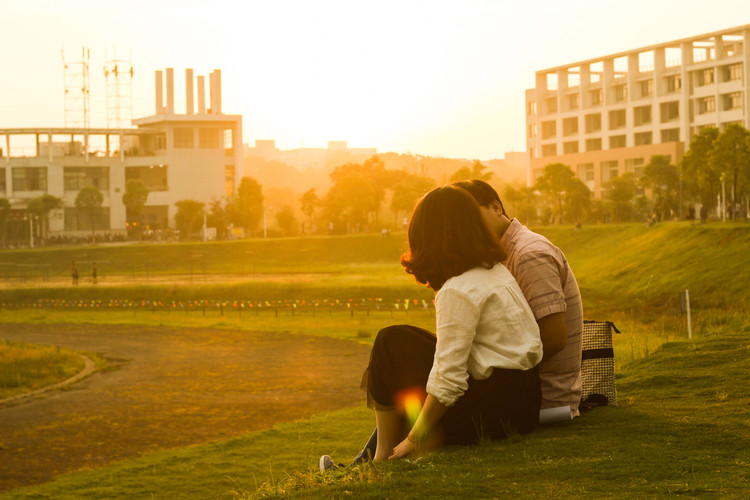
[426,264,543,407]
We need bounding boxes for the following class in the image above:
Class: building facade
[525,24,750,198]
[1,68,242,244]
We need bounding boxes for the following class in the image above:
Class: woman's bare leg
[374,409,404,460]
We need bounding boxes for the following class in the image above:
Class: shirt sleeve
[514,248,567,321]
[427,288,479,407]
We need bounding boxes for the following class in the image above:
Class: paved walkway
[0,323,371,492]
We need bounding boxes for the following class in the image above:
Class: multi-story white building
[1,68,242,244]
[525,24,750,198]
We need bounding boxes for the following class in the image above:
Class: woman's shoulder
[442,264,514,295]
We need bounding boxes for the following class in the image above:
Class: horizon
[1,0,748,160]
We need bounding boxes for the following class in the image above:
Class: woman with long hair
[359,185,543,461]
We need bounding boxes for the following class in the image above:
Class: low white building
[1,68,242,244]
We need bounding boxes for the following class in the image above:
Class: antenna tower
[103,49,134,128]
[62,47,91,128]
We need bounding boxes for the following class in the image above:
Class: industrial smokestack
[197,75,206,114]
[186,68,194,114]
[211,69,222,114]
[155,70,163,114]
[166,68,174,114]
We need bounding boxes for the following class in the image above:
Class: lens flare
[395,387,426,426]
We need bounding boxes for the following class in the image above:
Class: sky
[1,0,749,160]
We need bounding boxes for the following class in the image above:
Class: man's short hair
[451,179,507,216]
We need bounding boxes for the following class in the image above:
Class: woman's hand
[389,436,417,460]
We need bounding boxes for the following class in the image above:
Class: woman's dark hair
[401,186,506,291]
[451,179,507,216]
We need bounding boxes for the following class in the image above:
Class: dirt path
[0,323,371,492]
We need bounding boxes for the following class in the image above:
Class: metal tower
[61,47,91,128]
[103,49,134,129]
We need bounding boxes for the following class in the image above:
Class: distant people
[92,263,98,285]
[687,204,696,225]
[72,266,79,286]
[700,204,708,224]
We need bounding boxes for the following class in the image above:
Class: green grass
[4,327,748,499]
[2,221,750,498]
[0,341,85,399]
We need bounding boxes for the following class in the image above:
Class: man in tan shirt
[455,179,583,416]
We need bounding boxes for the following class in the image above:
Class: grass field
[1,221,749,498]
[0,341,85,399]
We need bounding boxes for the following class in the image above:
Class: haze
[1,0,747,159]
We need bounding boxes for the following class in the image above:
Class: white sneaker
[319,455,341,473]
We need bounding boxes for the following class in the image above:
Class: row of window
[539,129,679,157]
[173,128,222,149]
[696,92,744,114]
[1,166,171,193]
[531,62,742,116]
[575,157,646,184]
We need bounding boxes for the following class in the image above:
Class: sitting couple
[320,180,583,470]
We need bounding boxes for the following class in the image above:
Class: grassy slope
[2,222,750,498]
[4,330,748,499]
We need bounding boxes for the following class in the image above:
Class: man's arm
[538,311,567,359]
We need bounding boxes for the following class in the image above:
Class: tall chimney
[185,68,194,114]
[155,70,163,114]
[197,75,206,114]
[212,69,222,114]
[166,67,174,114]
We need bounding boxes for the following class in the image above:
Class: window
[568,93,579,109]
[660,101,680,122]
[12,167,47,191]
[577,163,595,182]
[545,97,558,113]
[64,167,110,191]
[614,84,628,102]
[65,207,110,231]
[563,117,578,136]
[722,63,742,82]
[601,160,619,182]
[225,165,235,196]
[586,138,602,151]
[625,158,645,175]
[199,128,220,149]
[667,74,682,92]
[723,92,743,111]
[697,68,714,86]
[224,129,234,155]
[635,132,653,145]
[609,109,627,129]
[634,105,652,126]
[542,144,557,157]
[697,96,716,114]
[125,165,169,191]
[529,124,538,138]
[563,141,579,154]
[661,129,680,142]
[585,113,601,133]
[541,120,557,139]
[590,89,603,105]
[609,135,626,148]
[528,101,537,115]
[173,128,194,148]
[0,168,5,192]
[640,79,654,97]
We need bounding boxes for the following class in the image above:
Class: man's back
[501,219,583,414]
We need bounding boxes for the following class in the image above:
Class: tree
[326,156,389,231]
[641,155,679,221]
[449,160,493,182]
[300,188,320,234]
[0,197,10,248]
[26,193,63,242]
[275,204,298,237]
[710,124,750,220]
[603,172,638,222]
[233,176,264,236]
[681,126,720,208]
[564,176,592,224]
[389,171,435,223]
[207,197,229,240]
[502,184,538,225]
[75,186,103,242]
[174,199,205,240]
[122,179,149,241]
[534,163,578,224]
